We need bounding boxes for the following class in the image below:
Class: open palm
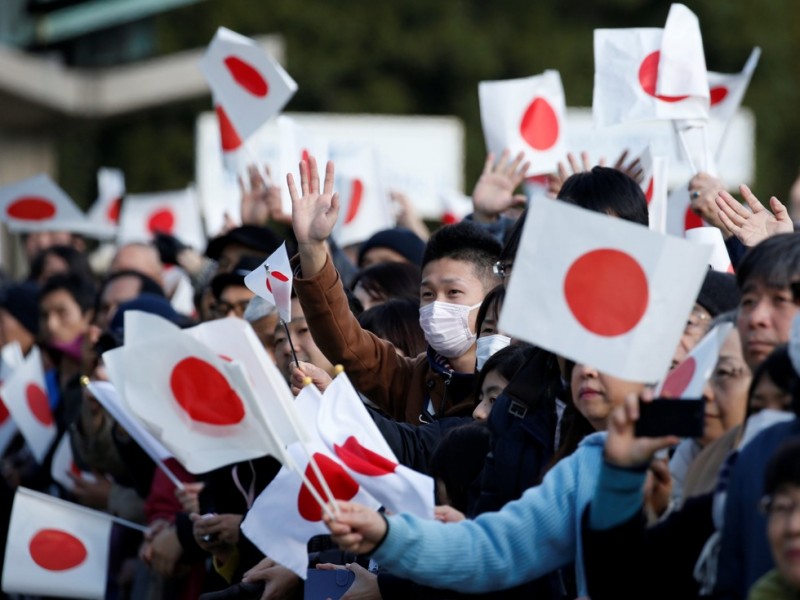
[288,156,339,246]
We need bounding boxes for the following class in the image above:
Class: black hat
[0,282,39,336]
[210,256,263,300]
[357,227,426,267]
[205,225,284,261]
[696,270,740,317]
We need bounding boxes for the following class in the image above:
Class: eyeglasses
[759,495,800,521]
[493,261,513,279]
[684,309,712,336]
[211,299,250,318]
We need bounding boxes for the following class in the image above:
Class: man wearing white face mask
[289,157,502,424]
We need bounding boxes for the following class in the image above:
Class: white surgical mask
[419,301,481,358]
[476,334,512,371]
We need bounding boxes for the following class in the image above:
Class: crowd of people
[0,146,798,600]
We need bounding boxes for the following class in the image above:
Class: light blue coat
[373,432,608,595]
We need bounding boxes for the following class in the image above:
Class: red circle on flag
[684,206,704,231]
[519,97,560,151]
[638,51,690,103]
[106,197,122,223]
[6,197,57,221]
[661,356,697,398]
[297,453,359,522]
[334,436,397,476]
[29,529,87,571]
[564,249,649,337]
[223,56,269,97]
[645,177,654,205]
[0,398,8,425]
[147,208,175,234]
[169,357,245,426]
[301,149,310,164]
[215,105,242,152]
[344,179,363,225]
[709,86,729,106]
[26,383,52,427]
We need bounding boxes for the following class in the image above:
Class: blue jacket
[372,432,607,595]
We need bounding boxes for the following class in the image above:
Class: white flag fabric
[499,200,712,382]
[244,242,294,323]
[86,380,172,463]
[241,385,379,580]
[318,373,434,518]
[0,174,88,233]
[665,180,706,237]
[277,116,330,215]
[479,70,566,175]
[656,4,709,100]
[199,27,298,142]
[50,433,96,493]
[0,347,55,463]
[87,167,125,231]
[2,487,113,599]
[0,341,24,456]
[593,27,709,127]
[648,156,669,234]
[102,325,287,474]
[685,227,734,273]
[117,188,206,251]
[656,322,734,398]
[332,144,395,247]
[707,47,761,124]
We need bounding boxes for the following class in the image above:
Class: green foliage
[57,0,800,207]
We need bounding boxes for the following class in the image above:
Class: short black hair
[736,232,800,291]
[421,221,502,285]
[40,273,96,314]
[475,284,506,336]
[28,244,95,284]
[351,262,421,305]
[559,166,649,226]
[358,298,427,358]
[763,439,800,497]
[428,422,491,512]
[746,345,800,418]
[474,343,534,396]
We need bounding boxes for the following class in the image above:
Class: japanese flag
[102,328,287,474]
[593,27,708,127]
[241,385,379,579]
[685,227,733,273]
[0,341,24,456]
[182,315,307,446]
[499,199,712,382]
[199,27,298,142]
[656,322,734,398]
[666,180,705,237]
[707,47,761,124]
[0,174,88,233]
[0,346,55,463]
[637,146,670,234]
[318,373,434,518]
[439,190,473,225]
[117,188,207,251]
[479,70,566,176]
[50,433,96,493]
[87,167,125,230]
[332,144,395,247]
[2,487,113,599]
[278,116,330,215]
[244,243,294,323]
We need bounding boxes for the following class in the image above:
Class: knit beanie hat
[696,270,740,317]
[357,227,425,267]
[0,282,39,336]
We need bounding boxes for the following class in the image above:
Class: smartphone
[635,398,704,438]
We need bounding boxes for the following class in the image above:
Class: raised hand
[239,164,288,226]
[288,156,339,276]
[548,151,596,197]
[611,149,643,184]
[323,501,387,555]
[604,391,679,469]
[716,184,794,247]
[472,150,529,222]
[688,172,730,235]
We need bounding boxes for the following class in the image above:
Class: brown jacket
[293,254,476,424]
